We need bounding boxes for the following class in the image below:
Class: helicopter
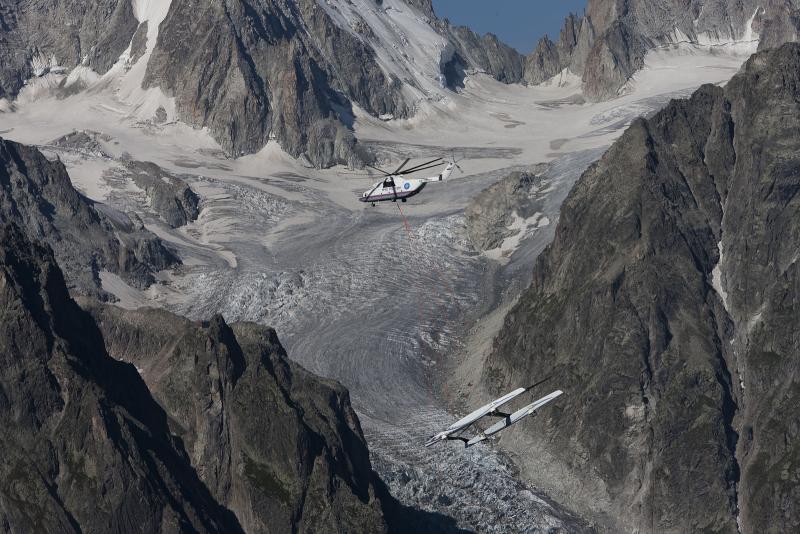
[359,156,462,206]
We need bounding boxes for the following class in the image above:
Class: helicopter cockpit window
[383,177,395,188]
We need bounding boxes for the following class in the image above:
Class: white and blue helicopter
[359,156,461,206]
[425,382,563,448]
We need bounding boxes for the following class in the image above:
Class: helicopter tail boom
[420,162,455,183]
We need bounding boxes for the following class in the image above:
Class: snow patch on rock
[712,240,730,312]
[538,68,583,90]
[318,0,451,103]
[484,211,550,263]
[106,0,175,122]
[663,7,762,57]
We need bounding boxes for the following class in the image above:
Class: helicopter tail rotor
[451,152,465,174]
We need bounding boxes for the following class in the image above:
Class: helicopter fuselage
[359,177,426,203]
[359,162,455,205]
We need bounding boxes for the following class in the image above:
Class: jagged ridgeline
[4,0,800,167]
[526,0,800,100]
[139,0,523,166]
[0,222,460,533]
[484,43,800,533]
[0,0,520,168]
[0,137,178,298]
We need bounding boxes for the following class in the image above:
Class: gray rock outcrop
[49,130,111,158]
[0,0,138,98]
[80,302,392,534]
[441,25,525,84]
[758,4,800,51]
[523,14,582,85]
[0,223,241,533]
[526,0,800,100]
[0,222,457,533]
[143,0,406,167]
[523,37,561,86]
[121,160,200,227]
[0,137,178,297]
[128,20,149,66]
[483,43,800,533]
[465,168,547,252]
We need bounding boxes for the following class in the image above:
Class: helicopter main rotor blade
[365,164,392,176]
[397,162,445,176]
[451,152,464,173]
[392,158,412,175]
[400,157,443,174]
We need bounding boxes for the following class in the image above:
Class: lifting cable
[396,203,457,301]
[397,203,428,336]
[396,202,456,405]
[396,204,496,466]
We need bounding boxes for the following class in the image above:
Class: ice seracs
[31,53,49,77]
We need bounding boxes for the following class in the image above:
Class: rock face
[758,4,800,51]
[80,302,393,534]
[523,37,561,86]
[143,0,405,166]
[0,223,445,533]
[121,160,200,227]
[0,0,138,98]
[442,26,525,84]
[484,43,800,533]
[523,14,581,85]
[0,223,240,533]
[0,137,178,297]
[465,167,547,252]
[128,20,149,66]
[527,0,800,100]
[49,130,111,158]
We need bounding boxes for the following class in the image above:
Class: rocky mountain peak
[80,298,412,533]
[1,219,452,532]
[0,221,239,532]
[484,42,800,533]
[0,137,178,298]
[526,0,800,100]
[0,0,529,167]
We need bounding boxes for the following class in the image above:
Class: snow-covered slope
[110,0,175,120]
[527,0,800,100]
[318,0,451,102]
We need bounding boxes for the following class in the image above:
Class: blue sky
[432,0,587,54]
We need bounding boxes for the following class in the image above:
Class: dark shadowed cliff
[0,221,461,533]
[0,223,239,532]
[484,43,800,533]
[79,301,393,533]
[0,137,178,298]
